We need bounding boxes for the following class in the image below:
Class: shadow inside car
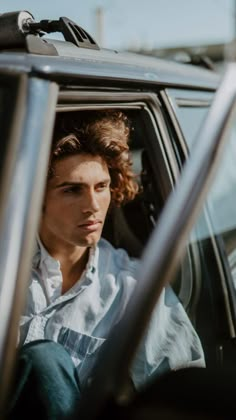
[98,366,236,420]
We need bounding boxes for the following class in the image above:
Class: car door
[0,73,209,416]
[73,63,236,419]
[0,71,58,410]
[160,85,236,368]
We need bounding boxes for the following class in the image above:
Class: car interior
[65,105,236,382]
[56,108,165,260]
[54,107,202,338]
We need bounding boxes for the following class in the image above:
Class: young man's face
[40,153,111,249]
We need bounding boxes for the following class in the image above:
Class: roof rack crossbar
[27,16,100,50]
[0,11,100,52]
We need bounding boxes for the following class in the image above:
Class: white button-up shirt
[19,237,205,389]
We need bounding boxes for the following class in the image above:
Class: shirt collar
[32,235,99,281]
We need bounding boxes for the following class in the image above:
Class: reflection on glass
[176,107,209,150]
[191,120,236,290]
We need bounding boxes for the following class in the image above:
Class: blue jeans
[8,340,81,420]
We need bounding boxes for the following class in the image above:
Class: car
[1,9,236,419]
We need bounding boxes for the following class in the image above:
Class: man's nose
[82,191,100,213]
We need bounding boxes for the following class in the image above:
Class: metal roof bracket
[0,11,100,53]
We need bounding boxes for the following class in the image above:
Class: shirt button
[87,377,93,386]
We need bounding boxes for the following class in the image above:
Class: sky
[0,0,235,50]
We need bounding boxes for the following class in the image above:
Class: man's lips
[78,220,102,231]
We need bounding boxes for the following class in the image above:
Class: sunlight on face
[40,154,111,249]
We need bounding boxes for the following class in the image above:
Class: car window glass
[166,89,214,150]
[183,118,236,367]
[204,124,236,285]
[192,123,236,264]
[175,106,209,149]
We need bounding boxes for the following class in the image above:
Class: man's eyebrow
[97,178,111,184]
[54,178,111,189]
[54,181,84,189]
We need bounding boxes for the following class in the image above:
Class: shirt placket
[24,314,48,344]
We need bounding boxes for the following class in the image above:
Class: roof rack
[0,11,100,55]
[187,54,215,71]
[170,51,215,71]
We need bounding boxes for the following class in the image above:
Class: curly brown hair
[49,110,138,205]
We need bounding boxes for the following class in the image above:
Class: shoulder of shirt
[32,240,41,268]
[98,237,140,274]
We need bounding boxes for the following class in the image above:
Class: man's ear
[107,200,115,214]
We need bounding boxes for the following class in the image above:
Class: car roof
[0,11,220,90]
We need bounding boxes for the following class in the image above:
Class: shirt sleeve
[130,286,205,389]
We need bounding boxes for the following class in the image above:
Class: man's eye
[97,183,109,191]
[63,186,81,194]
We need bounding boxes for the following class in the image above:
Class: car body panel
[0,42,219,89]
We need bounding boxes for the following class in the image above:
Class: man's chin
[76,232,101,247]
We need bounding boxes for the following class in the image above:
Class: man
[9,110,204,419]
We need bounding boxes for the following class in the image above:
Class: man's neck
[59,248,90,294]
[38,234,90,294]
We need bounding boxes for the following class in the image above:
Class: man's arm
[130,286,205,390]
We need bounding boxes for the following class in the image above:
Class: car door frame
[74,63,236,420]
[0,70,58,412]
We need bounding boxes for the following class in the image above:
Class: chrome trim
[58,91,160,103]
[160,90,189,159]
[151,103,180,185]
[0,77,58,411]
[57,104,143,111]
[175,98,211,107]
